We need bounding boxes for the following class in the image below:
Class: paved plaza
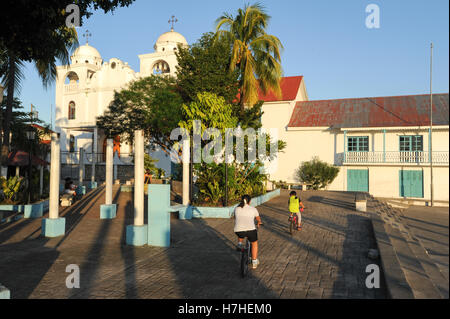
[0,189,387,299]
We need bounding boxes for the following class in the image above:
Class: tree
[295,157,340,190]
[215,3,284,108]
[96,75,184,155]
[0,0,135,174]
[175,32,240,104]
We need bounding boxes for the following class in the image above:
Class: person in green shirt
[288,191,305,230]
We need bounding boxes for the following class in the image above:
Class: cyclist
[234,195,263,269]
[288,191,305,230]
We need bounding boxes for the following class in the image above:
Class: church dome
[71,44,102,65]
[156,30,188,46]
[154,30,188,52]
[73,44,102,59]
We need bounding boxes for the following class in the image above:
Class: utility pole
[430,43,434,207]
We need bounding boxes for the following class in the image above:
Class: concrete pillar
[100,138,116,219]
[126,130,148,246]
[182,139,190,206]
[91,128,98,188]
[134,130,145,226]
[42,133,65,237]
[1,167,7,178]
[105,139,113,205]
[77,148,86,195]
[79,148,84,183]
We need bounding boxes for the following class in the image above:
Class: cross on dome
[83,30,92,44]
[168,15,178,31]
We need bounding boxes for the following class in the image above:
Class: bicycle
[289,208,304,235]
[240,223,263,278]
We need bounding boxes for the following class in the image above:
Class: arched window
[152,60,170,75]
[64,72,79,84]
[68,101,76,120]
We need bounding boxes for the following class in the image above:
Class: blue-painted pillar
[148,184,171,247]
[383,129,386,163]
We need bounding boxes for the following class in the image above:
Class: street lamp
[26,127,35,204]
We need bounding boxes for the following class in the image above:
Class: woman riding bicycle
[234,195,262,269]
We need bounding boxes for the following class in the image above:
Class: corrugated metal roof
[288,93,449,128]
[7,151,48,167]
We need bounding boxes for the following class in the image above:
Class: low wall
[0,283,10,299]
[0,199,50,219]
[177,189,281,220]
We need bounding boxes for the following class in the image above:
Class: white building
[260,81,449,205]
[54,28,188,180]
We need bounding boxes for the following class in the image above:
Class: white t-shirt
[234,204,260,232]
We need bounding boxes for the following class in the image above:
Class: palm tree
[0,28,78,174]
[215,3,283,109]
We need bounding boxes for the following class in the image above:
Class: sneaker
[252,259,260,269]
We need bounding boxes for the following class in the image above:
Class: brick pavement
[0,188,387,299]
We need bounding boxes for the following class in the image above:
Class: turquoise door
[399,170,423,198]
[347,169,369,192]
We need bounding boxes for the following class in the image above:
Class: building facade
[54,28,188,179]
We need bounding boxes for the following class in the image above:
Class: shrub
[295,157,340,190]
[0,176,25,204]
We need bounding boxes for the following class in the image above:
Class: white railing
[64,84,79,93]
[343,151,449,164]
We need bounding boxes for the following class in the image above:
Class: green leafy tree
[175,32,240,104]
[295,157,340,190]
[215,2,284,108]
[97,75,184,155]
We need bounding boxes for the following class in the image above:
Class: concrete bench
[355,193,367,212]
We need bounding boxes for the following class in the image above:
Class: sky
[16,0,450,127]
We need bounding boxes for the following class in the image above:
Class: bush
[0,176,25,204]
[295,157,340,190]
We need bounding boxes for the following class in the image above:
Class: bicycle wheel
[240,243,249,277]
[289,216,295,235]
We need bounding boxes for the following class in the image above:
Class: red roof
[258,76,303,102]
[7,151,48,167]
[288,93,449,128]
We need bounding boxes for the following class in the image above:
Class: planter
[177,189,281,220]
[0,199,50,219]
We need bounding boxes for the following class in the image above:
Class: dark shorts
[235,230,258,243]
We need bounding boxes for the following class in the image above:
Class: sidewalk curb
[370,211,415,299]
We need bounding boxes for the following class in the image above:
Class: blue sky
[17,0,449,126]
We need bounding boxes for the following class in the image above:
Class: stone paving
[0,188,387,299]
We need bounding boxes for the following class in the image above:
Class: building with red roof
[260,80,449,204]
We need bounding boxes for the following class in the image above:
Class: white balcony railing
[343,151,449,165]
[64,84,79,93]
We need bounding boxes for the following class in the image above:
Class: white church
[55,25,449,205]
[55,26,188,178]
